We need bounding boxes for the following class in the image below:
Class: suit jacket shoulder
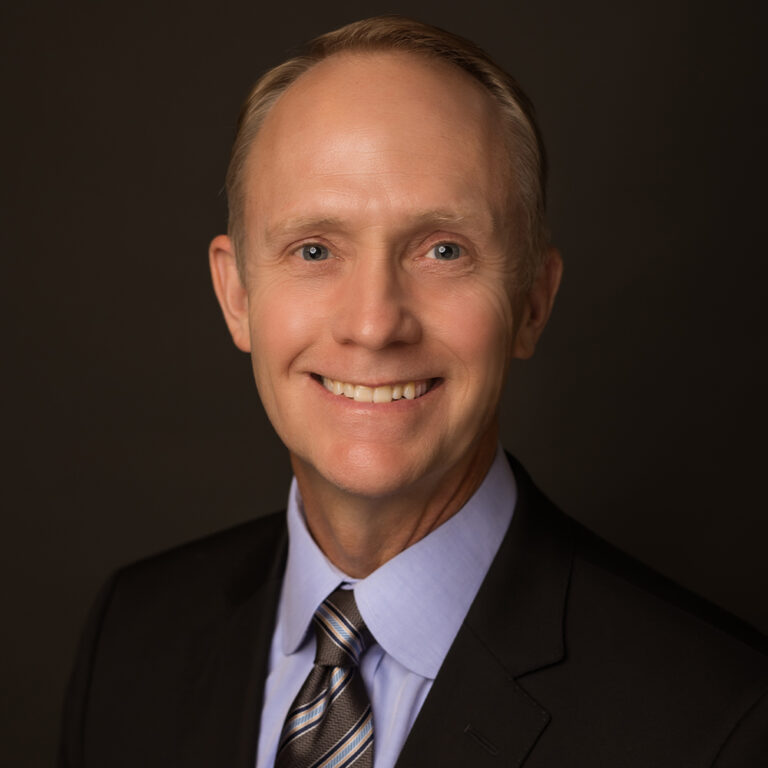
[59,511,288,768]
[397,456,768,767]
[539,500,768,766]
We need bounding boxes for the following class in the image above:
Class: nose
[330,254,421,350]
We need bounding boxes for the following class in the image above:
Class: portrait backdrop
[2,1,766,766]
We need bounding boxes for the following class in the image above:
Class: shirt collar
[278,478,347,657]
[278,446,516,679]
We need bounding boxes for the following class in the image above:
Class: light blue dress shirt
[255,446,517,768]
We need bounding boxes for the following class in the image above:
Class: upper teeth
[321,377,430,403]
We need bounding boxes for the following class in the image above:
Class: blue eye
[301,244,329,261]
[431,243,461,260]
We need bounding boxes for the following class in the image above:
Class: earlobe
[209,234,252,352]
[512,247,563,359]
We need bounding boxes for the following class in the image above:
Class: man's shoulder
[537,498,768,666]
[565,510,768,661]
[61,512,288,767]
[513,467,768,739]
[510,456,768,663]
[502,466,768,768]
[102,510,287,626]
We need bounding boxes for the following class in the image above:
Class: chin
[303,440,440,501]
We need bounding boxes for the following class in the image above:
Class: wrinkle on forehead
[264,208,484,246]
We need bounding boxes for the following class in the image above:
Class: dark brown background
[2,1,766,765]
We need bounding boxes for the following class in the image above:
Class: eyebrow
[263,208,495,245]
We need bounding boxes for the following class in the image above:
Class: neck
[292,429,498,578]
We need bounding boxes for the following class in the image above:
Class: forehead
[243,51,511,237]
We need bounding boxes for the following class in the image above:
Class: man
[60,16,768,767]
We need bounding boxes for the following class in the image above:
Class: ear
[512,246,563,359]
[209,234,251,352]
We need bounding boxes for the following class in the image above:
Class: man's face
[215,52,549,501]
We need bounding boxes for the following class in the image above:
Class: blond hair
[225,16,548,288]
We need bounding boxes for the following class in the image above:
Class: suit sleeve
[712,688,768,767]
[58,574,118,768]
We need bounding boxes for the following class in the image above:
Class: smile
[319,376,436,403]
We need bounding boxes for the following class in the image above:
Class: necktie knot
[312,588,369,667]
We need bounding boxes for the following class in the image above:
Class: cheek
[435,283,516,380]
[246,280,317,385]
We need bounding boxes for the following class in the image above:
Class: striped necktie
[275,588,374,768]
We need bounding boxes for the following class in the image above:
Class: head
[226,16,549,294]
[210,17,561,508]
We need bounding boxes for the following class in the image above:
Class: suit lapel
[396,456,573,767]
[178,517,287,768]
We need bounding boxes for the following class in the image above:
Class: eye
[300,243,330,261]
[429,242,462,261]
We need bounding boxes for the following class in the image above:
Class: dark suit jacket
[60,457,768,766]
